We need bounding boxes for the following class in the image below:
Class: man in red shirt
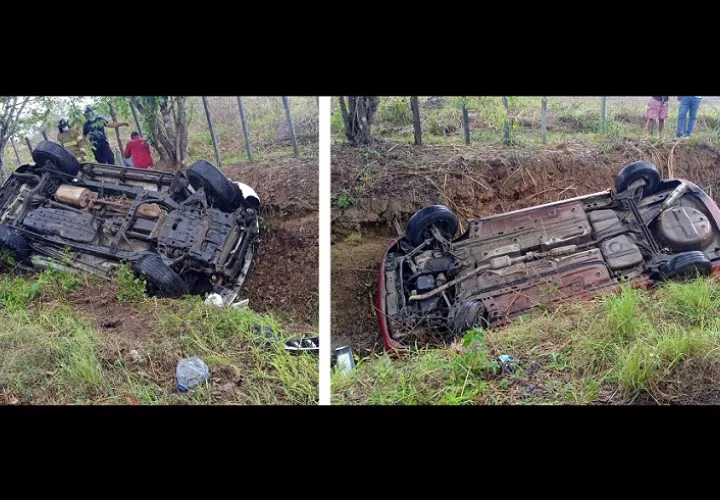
[123,132,154,169]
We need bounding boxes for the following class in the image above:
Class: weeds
[115,264,146,303]
[0,275,317,405]
[334,278,720,405]
[335,188,357,208]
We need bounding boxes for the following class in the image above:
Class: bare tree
[128,96,190,170]
[0,96,33,179]
[340,96,379,146]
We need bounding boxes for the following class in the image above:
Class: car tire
[133,254,189,298]
[615,161,661,197]
[186,160,236,211]
[31,141,81,176]
[451,300,487,335]
[659,251,712,280]
[406,205,459,247]
[0,224,32,264]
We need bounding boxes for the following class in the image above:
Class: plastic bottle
[176,357,210,392]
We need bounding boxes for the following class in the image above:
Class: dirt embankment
[148,159,319,327]
[331,139,720,353]
[222,162,318,325]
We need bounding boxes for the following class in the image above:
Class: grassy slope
[0,268,317,405]
[333,277,720,405]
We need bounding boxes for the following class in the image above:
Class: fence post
[411,96,422,145]
[281,96,299,157]
[541,97,548,144]
[25,136,32,154]
[10,137,21,166]
[202,96,222,168]
[108,102,124,158]
[600,96,607,132]
[461,98,470,145]
[236,96,253,161]
[502,96,511,144]
[130,100,143,137]
[41,129,49,141]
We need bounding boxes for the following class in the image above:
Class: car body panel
[0,154,260,303]
[377,177,720,351]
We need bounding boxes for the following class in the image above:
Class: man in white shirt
[676,96,703,138]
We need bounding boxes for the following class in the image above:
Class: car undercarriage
[0,141,260,306]
[378,160,720,350]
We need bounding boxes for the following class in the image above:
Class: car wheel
[406,205,459,247]
[186,160,236,211]
[451,300,487,335]
[615,161,661,197]
[31,141,81,176]
[0,225,32,265]
[133,254,189,298]
[659,251,712,280]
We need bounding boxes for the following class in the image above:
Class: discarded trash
[497,355,516,372]
[176,357,210,393]
[285,337,319,354]
[205,294,249,309]
[205,293,224,307]
[128,349,140,363]
[255,324,277,341]
[231,299,249,309]
[333,346,356,375]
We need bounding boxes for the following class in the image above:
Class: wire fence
[4,96,319,171]
[331,96,720,146]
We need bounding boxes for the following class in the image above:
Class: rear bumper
[377,239,405,352]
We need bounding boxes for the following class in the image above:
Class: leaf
[126,396,140,405]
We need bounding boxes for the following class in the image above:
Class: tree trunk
[410,96,422,145]
[346,96,378,146]
[502,96,512,145]
[0,149,7,181]
[129,96,188,170]
[339,96,350,140]
[461,98,470,145]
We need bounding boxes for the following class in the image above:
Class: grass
[331,96,720,149]
[333,277,720,405]
[0,269,318,405]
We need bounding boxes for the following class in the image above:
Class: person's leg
[92,143,103,163]
[687,97,702,136]
[677,97,689,137]
[102,143,115,165]
[647,98,658,135]
[658,101,668,138]
[124,156,135,167]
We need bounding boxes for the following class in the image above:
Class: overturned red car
[377,160,720,350]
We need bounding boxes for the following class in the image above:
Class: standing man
[56,118,91,161]
[123,132,154,169]
[82,106,129,164]
[676,96,703,138]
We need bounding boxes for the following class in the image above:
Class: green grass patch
[333,277,720,405]
[0,273,318,405]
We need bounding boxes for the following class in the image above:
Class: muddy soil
[331,139,720,354]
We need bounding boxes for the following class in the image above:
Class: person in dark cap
[82,106,129,164]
